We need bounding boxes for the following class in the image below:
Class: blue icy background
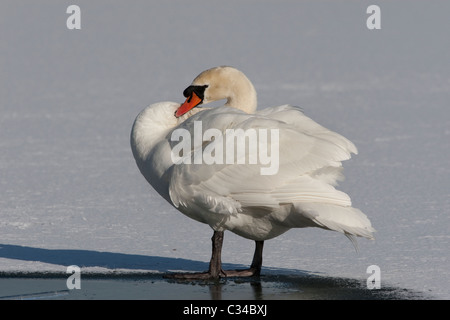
[1,1,449,298]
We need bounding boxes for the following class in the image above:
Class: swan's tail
[294,203,375,248]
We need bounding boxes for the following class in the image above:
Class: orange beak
[175,92,202,117]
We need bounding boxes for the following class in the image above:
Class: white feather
[131,67,375,245]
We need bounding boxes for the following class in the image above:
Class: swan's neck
[225,79,257,114]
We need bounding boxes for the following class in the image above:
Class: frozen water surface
[0,1,449,299]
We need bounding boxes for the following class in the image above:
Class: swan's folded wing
[257,105,358,155]
[168,107,357,215]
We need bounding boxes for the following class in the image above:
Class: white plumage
[130,66,374,278]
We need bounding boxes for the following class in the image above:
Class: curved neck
[225,77,257,114]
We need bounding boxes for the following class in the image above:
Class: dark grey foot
[163,270,226,280]
[164,267,260,280]
[223,267,261,277]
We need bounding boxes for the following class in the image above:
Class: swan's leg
[164,231,226,280]
[208,230,226,278]
[250,240,264,275]
[164,232,264,280]
[223,240,264,277]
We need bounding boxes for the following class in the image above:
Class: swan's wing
[168,106,357,215]
[257,105,358,155]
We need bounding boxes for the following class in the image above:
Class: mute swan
[131,66,374,279]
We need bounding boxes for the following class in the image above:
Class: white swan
[131,66,374,279]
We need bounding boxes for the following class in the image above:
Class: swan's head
[175,66,257,117]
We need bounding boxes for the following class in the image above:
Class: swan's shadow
[0,244,426,299]
[0,243,211,273]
